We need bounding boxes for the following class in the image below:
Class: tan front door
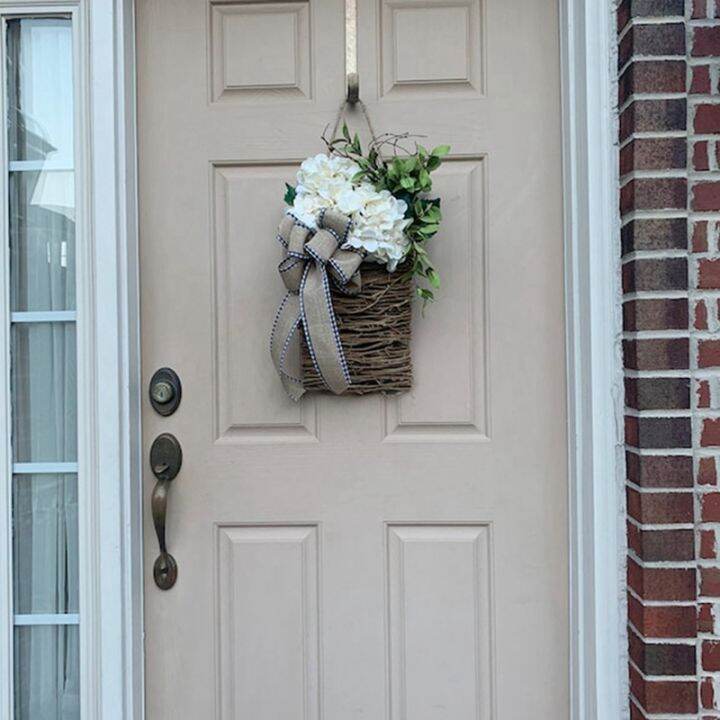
[137,0,567,717]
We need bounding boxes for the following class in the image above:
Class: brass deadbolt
[149,368,182,416]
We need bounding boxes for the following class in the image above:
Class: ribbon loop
[321,209,353,241]
[305,228,340,264]
[270,210,363,400]
[328,249,363,294]
[288,223,311,256]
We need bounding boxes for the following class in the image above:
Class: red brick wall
[620,0,720,717]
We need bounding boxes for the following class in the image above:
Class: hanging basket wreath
[270,110,450,399]
[301,263,413,394]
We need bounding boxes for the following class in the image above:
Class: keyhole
[151,380,174,404]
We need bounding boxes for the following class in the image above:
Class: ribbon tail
[300,263,351,395]
[270,293,305,401]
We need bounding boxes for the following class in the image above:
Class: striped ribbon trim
[270,209,364,401]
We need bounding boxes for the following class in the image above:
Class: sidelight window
[5,16,79,720]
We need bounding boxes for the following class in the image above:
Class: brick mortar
[691,1,719,716]
[617,0,720,716]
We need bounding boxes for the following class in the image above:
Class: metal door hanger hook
[345,0,358,104]
[347,72,359,105]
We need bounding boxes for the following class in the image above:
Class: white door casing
[0,1,624,719]
[0,1,142,719]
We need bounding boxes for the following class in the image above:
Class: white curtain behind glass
[8,18,79,720]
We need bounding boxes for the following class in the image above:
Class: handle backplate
[150,433,182,590]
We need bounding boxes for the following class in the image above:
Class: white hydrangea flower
[296,154,360,197]
[345,185,411,270]
[289,190,333,229]
[289,154,412,271]
[335,187,365,215]
[290,153,361,228]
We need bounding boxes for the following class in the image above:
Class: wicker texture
[302,264,413,394]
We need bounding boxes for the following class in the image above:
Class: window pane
[7,16,79,720]
[14,625,79,720]
[9,170,76,311]
[10,322,77,463]
[13,475,78,615]
[7,18,74,164]
[7,16,75,312]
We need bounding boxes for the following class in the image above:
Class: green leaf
[423,206,441,222]
[284,183,297,205]
[419,223,440,235]
[426,156,441,171]
[400,176,415,191]
[342,123,351,141]
[416,287,435,305]
[402,156,417,172]
[394,191,414,216]
[431,144,451,157]
[427,269,441,289]
[419,168,431,189]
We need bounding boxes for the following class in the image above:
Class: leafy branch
[323,124,449,304]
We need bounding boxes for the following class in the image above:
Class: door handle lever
[152,478,176,587]
[149,434,182,590]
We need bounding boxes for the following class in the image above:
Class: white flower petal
[291,157,412,267]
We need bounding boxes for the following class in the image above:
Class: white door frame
[561,1,626,718]
[0,0,625,718]
[0,0,141,718]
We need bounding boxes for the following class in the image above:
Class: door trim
[3,0,622,717]
[81,1,144,717]
[561,1,626,719]
[60,0,142,717]
[0,0,142,718]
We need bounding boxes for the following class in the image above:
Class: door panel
[212,164,320,444]
[216,525,321,719]
[137,0,567,717]
[378,0,485,98]
[385,159,487,440]
[387,524,492,719]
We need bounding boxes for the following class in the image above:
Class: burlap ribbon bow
[270,209,364,401]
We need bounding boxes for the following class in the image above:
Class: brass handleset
[149,369,182,590]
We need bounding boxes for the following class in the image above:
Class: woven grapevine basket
[301,263,413,394]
